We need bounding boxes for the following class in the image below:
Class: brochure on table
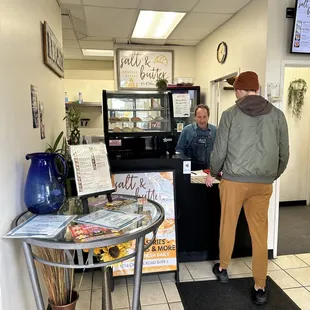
[4,215,76,239]
[76,209,144,230]
[70,143,114,197]
[111,171,177,276]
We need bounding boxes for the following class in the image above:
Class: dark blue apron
[190,124,213,170]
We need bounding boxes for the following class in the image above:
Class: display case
[102,90,175,159]
[103,90,173,137]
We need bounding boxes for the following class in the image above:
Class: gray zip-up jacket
[210,95,289,184]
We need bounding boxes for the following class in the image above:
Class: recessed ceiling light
[132,10,186,39]
[82,49,114,57]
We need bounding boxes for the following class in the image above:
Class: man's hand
[205,175,215,187]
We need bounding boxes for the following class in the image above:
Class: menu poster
[5,215,76,239]
[292,0,310,53]
[111,171,177,276]
[117,49,173,89]
[70,144,114,197]
[173,93,191,117]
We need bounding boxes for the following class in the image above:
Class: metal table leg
[132,237,145,310]
[101,266,113,310]
[22,242,45,310]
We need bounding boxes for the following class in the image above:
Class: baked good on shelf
[131,117,142,122]
[121,117,129,122]
[113,127,122,133]
[122,127,132,132]
[132,126,143,132]
[155,116,164,121]
[109,117,121,122]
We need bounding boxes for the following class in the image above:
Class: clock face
[217,42,227,64]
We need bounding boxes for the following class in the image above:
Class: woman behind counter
[176,104,217,170]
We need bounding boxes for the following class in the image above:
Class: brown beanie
[233,71,259,91]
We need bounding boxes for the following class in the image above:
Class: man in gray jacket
[206,71,289,305]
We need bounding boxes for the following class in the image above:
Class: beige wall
[196,0,268,124]
[280,67,310,202]
[0,0,64,309]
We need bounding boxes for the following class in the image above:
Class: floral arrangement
[84,241,132,264]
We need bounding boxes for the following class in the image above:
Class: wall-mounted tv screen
[291,0,310,54]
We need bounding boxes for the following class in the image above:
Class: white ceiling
[59,0,252,60]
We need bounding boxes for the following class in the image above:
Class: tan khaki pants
[219,179,273,288]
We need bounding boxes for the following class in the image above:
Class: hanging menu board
[117,49,173,90]
[111,171,177,276]
[70,144,114,197]
[291,0,310,53]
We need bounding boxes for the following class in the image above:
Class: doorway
[210,71,239,125]
[277,63,310,255]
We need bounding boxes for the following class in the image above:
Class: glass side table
[14,194,165,310]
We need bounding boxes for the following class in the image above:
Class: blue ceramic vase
[24,153,68,214]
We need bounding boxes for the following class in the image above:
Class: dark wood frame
[42,21,64,78]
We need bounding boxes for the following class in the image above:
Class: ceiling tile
[60,4,84,20]
[165,39,199,46]
[82,35,113,41]
[62,29,76,40]
[139,0,198,12]
[61,15,73,29]
[60,0,81,4]
[130,38,166,45]
[84,7,137,37]
[192,0,250,14]
[63,39,80,48]
[83,0,139,9]
[72,16,87,34]
[76,31,87,40]
[169,13,232,40]
[79,40,114,49]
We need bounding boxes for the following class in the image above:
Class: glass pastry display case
[103,90,173,136]
[102,90,174,159]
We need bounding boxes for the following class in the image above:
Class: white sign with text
[117,50,173,89]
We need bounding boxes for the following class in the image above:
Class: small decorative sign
[117,49,173,90]
[42,21,64,78]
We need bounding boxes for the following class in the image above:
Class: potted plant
[156,78,168,92]
[45,131,76,197]
[288,78,308,119]
[36,248,79,310]
[64,106,82,145]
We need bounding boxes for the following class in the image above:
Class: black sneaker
[252,287,268,305]
[212,263,229,283]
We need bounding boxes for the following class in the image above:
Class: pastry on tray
[154,116,164,121]
[113,127,122,133]
[109,117,121,122]
[131,117,142,122]
[120,117,129,122]
[122,127,132,132]
[132,126,143,132]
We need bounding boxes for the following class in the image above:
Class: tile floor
[75,253,310,310]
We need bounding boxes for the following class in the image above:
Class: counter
[109,157,255,262]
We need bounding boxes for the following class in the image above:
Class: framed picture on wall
[116,49,174,90]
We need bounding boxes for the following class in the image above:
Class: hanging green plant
[288,78,308,119]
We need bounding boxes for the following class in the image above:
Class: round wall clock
[217,42,227,64]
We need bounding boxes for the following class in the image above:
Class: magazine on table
[4,215,76,239]
[68,223,122,243]
[75,209,145,230]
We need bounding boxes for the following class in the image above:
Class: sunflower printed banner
[111,171,177,276]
